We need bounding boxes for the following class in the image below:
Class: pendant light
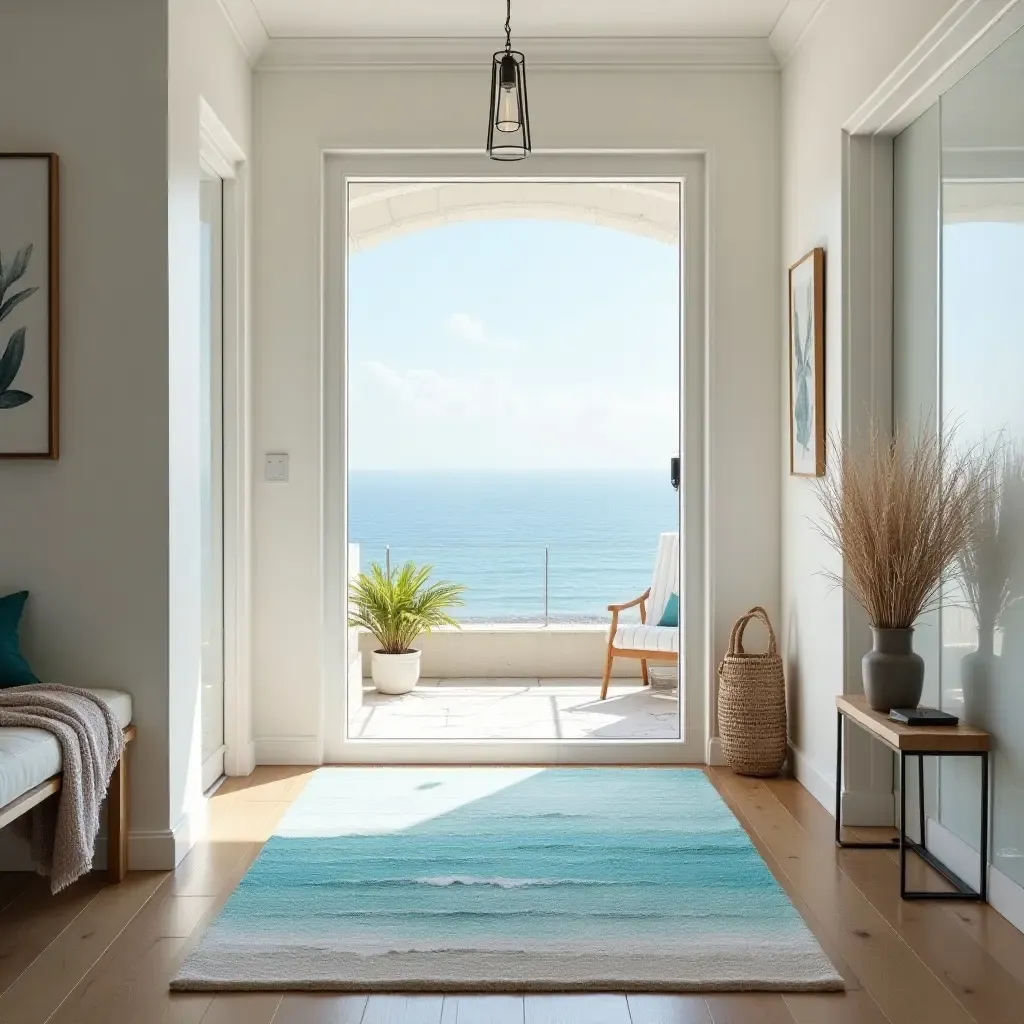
[487,0,531,161]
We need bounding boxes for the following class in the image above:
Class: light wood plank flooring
[1,765,1022,1023]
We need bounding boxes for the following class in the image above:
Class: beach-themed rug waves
[172,768,842,992]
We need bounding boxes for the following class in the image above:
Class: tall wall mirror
[894,26,1024,891]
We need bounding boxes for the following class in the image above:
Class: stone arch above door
[347,180,680,250]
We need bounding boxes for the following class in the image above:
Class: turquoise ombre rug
[173,768,842,992]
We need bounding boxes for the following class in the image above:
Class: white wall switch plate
[265,453,289,482]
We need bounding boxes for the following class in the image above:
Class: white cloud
[353,360,677,469]
[444,313,516,351]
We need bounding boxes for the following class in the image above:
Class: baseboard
[788,742,896,826]
[226,739,257,777]
[129,810,197,870]
[0,833,113,873]
[842,789,896,827]
[0,811,197,873]
[0,828,35,870]
[254,736,323,765]
[788,743,834,813]
[707,736,727,766]
[925,816,1024,934]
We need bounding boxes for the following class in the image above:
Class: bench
[0,689,134,882]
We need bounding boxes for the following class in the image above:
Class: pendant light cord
[505,0,512,52]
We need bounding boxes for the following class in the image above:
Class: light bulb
[496,82,521,132]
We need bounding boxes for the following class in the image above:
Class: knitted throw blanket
[0,685,125,893]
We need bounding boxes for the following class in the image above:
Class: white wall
[0,0,251,868]
[168,0,253,858]
[251,65,782,760]
[780,0,959,795]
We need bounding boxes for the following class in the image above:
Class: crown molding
[217,0,270,63]
[845,0,1024,136]
[256,36,780,71]
[768,0,831,65]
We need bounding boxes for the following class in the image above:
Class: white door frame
[200,99,255,779]
[199,162,226,793]
[321,151,708,765]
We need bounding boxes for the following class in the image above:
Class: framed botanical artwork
[0,154,59,459]
[789,247,825,477]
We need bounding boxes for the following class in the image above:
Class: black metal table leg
[918,753,926,851]
[900,750,986,901]
[980,751,989,903]
[900,751,907,897]
[834,710,988,901]
[835,709,898,851]
[835,710,842,847]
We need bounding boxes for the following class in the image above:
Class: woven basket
[718,606,788,777]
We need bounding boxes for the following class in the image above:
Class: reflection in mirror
[939,26,1024,888]
[957,450,1024,726]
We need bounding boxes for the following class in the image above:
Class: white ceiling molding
[218,0,270,63]
[256,36,779,71]
[768,0,830,64]
[244,0,800,39]
[845,0,1024,136]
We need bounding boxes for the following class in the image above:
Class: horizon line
[347,466,672,473]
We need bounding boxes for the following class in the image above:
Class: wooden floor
[1,766,1023,1024]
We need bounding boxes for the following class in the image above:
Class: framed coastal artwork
[0,154,59,459]
[788,247,824,477]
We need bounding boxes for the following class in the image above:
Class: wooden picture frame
[0,153,59,459]
[789,247,825,477]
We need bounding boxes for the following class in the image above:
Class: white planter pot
[371,649,422,695]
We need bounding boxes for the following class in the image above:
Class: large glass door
[200,164,225,790]
[323,154,706,765]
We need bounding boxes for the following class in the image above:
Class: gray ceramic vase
[862,627,925,712]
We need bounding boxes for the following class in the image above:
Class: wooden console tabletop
[836,695,989,752]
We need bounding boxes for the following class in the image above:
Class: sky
[943,218,1024,442]
[347,212,680,471]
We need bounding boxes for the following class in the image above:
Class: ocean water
[348,471,677,623]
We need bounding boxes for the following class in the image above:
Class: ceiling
[242,0,816,39]
[222,0,827,63]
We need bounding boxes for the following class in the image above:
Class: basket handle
[727,606,778,657]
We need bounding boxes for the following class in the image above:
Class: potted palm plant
[348,561,466,695]
[816,426,990,711]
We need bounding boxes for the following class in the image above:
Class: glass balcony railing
[352,543,652,627]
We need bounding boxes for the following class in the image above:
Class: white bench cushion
[0,689,132,810]
[613,623,679,654]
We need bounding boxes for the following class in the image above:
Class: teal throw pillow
[0,591,39,688]
[657,592,680,628]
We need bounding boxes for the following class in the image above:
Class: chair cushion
[0,592,38,688]
[0,688,132,809]
[613,623,679,654]
[657,592,680,628]
[646,534,680,628]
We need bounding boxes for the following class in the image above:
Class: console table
[835,694,990,901]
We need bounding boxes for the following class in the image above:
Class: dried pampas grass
[958,447,1024,633]
[815,426,992,630]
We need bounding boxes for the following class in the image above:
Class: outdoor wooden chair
[600,532,679,700]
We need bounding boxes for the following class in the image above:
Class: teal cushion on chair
[657,592,680,628]
[0,591,38,688]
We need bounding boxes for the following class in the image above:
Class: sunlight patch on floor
[275,766,549,837]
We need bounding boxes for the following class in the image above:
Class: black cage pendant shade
[487,0,531,161]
